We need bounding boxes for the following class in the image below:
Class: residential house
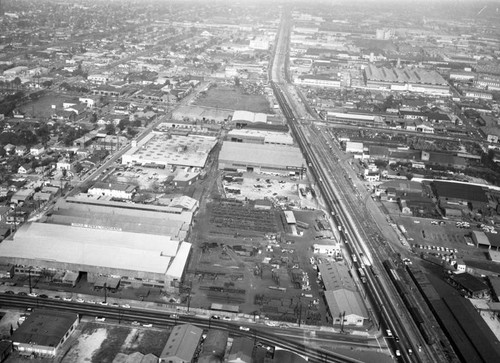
[15,145,27,156]
[3,144,15,154]
[30,144,45,156]
[17,163,32,174]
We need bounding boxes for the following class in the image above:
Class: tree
[105,123,116,135]
[12,77,22,89]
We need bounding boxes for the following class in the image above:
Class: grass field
[194,86,271,113]
[18,92,75,119]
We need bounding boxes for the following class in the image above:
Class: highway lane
[0,294,367,363]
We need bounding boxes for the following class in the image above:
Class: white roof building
[232,110,268,124]
[122,133,217,168]
[0,222,191,289]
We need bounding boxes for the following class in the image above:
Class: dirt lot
[194,86,271,113]
[58,321,169,363]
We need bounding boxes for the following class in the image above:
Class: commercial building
[159,324,203,363]
[12,310,78,358]
[218,142,306,175]
[122,132,217,169]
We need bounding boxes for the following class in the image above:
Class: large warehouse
[122,132,217,168]
[0,223,191,291]
[364,64,450,95]
[218,142,306,175]
[0,197,194,291]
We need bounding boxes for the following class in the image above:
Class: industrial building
[364,64,450,95]
[226,128,294,145]
[218,142,306,175]
[0,198,194,291]
[318,260,368,326]
[231,110,268,126]
[159,324,203,363]
[172,105,233,123]
[49,197,193,240]
[0,222,191,290]
[122,132,217,168]
[12,310,79,358]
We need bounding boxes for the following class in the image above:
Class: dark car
[17,292,28,296]
[4,290,14,294]
[39,294,48,299]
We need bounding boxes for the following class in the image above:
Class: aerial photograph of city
[0,0,500,362]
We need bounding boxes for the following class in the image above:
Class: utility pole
[103,282,107,304]
[28,268,32,294]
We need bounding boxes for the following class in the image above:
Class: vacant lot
[59,322,169,363]
[194,86,271,113]
[18,92,75,119]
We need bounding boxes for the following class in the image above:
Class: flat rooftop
[122,132,217,168]
[219,142,305,168]
[12,309,77,347]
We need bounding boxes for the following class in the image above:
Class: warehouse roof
[0,223,181,275]
[227,128,294,145]
[166,241,191,279]
[365,64,447,85]
[122,133,217,168]
[318,260,356,291]
[232,110,267,123]
[450,273,489,294]
[160,324,203,362]
[12,309,77,348]
[219,142,305,168]
[433,181,488,203]
[324,289,368,318]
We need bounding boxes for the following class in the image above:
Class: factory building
[226,129,294,145]
[364,64,450,95]
[0,198,194,291]
[218,142,306,175]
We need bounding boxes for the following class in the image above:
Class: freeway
[269,8,445,363]
[0,294,366,363]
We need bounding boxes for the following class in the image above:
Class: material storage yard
[185,169,338,324]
